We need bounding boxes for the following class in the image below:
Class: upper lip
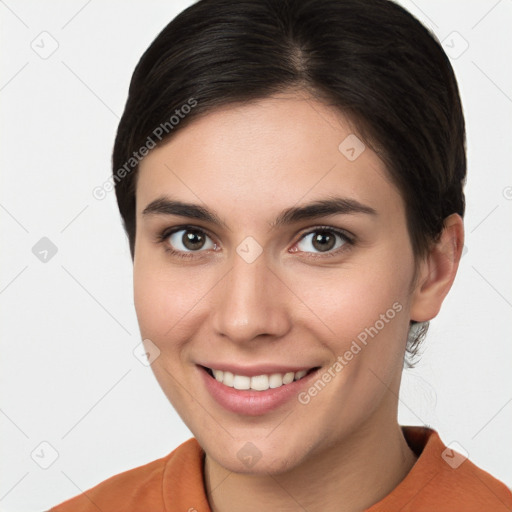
[198,362,318,377]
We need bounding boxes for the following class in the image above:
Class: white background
[1,1,511,510]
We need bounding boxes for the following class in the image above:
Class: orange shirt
[50,426,512,511]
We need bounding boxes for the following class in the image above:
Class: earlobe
[410,213,465,322]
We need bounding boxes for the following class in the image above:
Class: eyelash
[155,225,355,260]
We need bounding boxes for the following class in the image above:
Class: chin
[213,445,305,475]
[198,427,317,476]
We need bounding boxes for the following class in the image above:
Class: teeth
[233,375,251,390]
[250,374,269,391]
[209,368,311,391]
[269,373,283,388]
[222,371,234,386]
[295,370,307,380]
[282,372,295,385]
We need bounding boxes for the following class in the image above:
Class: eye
[157,225,354,260]
[292,227,353,257]
[158,227,217,257]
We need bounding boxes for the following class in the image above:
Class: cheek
[288,249,413,380]
[297,263,410,336]
[133,253,199,343]
[290,264,411,422]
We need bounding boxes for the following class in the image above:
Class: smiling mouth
[201,366,320,391]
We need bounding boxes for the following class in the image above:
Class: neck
[204,418,418,512]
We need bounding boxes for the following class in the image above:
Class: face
[133,92,419,474]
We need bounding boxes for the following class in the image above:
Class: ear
[410,213,465,322]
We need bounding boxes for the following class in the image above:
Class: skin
[133,91,464,512]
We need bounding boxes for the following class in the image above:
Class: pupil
[313,231,335,252]
[183,230,204,250]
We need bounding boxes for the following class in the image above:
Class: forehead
[136,93,403,224]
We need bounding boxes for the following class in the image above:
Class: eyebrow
[141,195,377,229]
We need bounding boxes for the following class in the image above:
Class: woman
[51,0,512,510]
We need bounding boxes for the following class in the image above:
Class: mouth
[199,363,321,415]
[201,365,319,391]
[197,360,323,415]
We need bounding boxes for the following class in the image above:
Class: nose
[211,250,292,345]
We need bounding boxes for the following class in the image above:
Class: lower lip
[199,366,320,416]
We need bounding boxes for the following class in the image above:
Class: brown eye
[312,231,336,252]
[296,228,350,255]
[182,230,206,250]
[166,228,216,253]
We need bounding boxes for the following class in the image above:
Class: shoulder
[435,448,512,510]
[371,426,512,512]
[50,438,203,512]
